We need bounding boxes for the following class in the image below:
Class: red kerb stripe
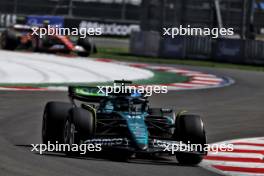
[232,142,264,147]
[213,165,264,173]
[204,156,263,163]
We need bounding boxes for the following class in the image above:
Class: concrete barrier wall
[185,36,212,60]
[130,31,264,65]
[245,40,264,64]
[213,39,246,63]
[159,36,186,59]
[130,31,160,57]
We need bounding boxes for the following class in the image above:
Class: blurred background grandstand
[0,0,141,21]
[1,0,264,65]
[1,0,264,37]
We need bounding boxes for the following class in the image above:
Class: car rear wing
[68,86,108,103]
[68,80,148,102]
[11,24,33,33]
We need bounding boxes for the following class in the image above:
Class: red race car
[0,24,97,57]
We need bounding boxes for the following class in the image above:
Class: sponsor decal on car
[84,138,129,146]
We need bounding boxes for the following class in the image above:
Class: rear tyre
[77,37,97,56]
[42,102,72,144]
[174,114,206,165]
[0,30,18,50]
[77,51,90,57]
[64,107,95,155]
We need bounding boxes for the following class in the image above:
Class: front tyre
[174,114,206,165]
[64,118,77,146]
[63,107,95,155]
[42,102,72,144]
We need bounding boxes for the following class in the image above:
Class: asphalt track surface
[0,65,264,176]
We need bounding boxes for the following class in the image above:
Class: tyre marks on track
[0,56,234,91]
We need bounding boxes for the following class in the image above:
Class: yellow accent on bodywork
[176,110,188,119]
[82,104,97,132]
